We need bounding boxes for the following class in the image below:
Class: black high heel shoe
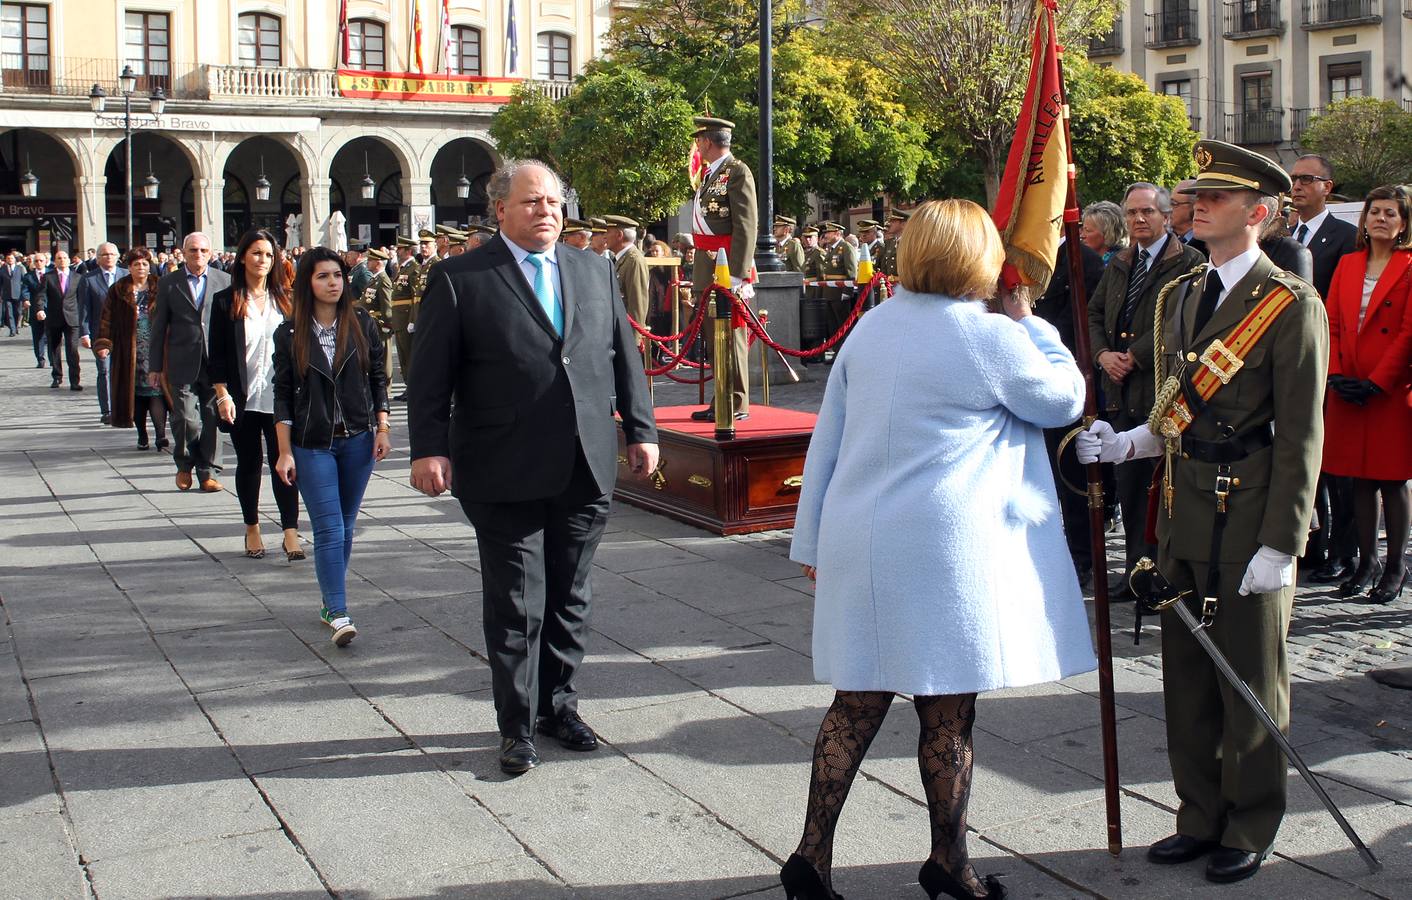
[918,860,1006,900]
[1365,568,1410,605]
[1338,560,1383,598]
[780,854,842,900]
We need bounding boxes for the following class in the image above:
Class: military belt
[1179,424,1273,464]
[391,299,414,307]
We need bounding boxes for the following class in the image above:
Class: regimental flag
[991,0,1067,291]
[337,0,350,66]
[440,0,453,71]
[410,0,429,74]
[506,1,520,74]
[689,143,706,192]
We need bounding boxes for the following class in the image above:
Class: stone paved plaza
[2,334,1410,899]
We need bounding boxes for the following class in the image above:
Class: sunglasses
[1291,174,1332,186]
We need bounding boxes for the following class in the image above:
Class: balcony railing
[1225,108,1284,144]
[1406,0,1412,18]
[0,55,205,98]
[525,79,574,100]
[206,65,337,99]
[1301,0,1382,27]
[1291,107,1324,141]
[1145,7,1201,47]
[1088,16,1124,55]
[1223,0,1285,35]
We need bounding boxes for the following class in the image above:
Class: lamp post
[18,155,38,198]
[89,65,166,249]
[753,0,783,272]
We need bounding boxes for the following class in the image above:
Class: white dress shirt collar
[501,233,558,267]
[704,152,732,183]
[1297,209,1329,245]
[1210,246,1263,310]
[613,244,632,262]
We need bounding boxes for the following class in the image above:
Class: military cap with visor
[1181,139,1292,196]
[693,116,735,135]
[603,214,640,229]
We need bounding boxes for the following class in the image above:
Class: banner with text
[336,69,521,103]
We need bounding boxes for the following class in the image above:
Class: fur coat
[95,273,163,429]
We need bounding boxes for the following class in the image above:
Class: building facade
[0,0,611,252]
[1088,0,1411,160]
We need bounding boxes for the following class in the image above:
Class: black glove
[1352,379,1383,402]
[1328,375,1363,405]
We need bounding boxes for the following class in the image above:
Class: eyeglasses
[1123,207,1164,219]
[1291,174,1332,186]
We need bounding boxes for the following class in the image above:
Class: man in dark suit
[1171,178,1208,257]
[0,251,23,335]
[149,232,231,492]
[1290,153,1361,582]
[78,243,127,424]
[408,160,658,776]
[40,248,83,390]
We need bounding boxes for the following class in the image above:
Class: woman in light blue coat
[780,200,1098,900]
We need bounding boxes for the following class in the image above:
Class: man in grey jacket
[148,232,230,492]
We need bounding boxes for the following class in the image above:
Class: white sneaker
[330,616,358,647]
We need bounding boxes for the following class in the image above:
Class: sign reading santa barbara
[336,69,521,104]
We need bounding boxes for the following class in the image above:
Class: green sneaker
[320,607,337,628]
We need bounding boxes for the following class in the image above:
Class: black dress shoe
[392,392,407,402]
[536,710,599,751]
[1107,576,1137,603]
[779,854,840,900]
[50,378,59,388]
[499,737,540,775]
[1339,560,1383,598]
[1365,568,1410,605]
[1146,833,1219,865]
[70,384,83,391]
[1309,557,1356,583]
[689,407,714,421]
[1205,846,1267,883]
[101,413,111,425]
[918,859,1005,899]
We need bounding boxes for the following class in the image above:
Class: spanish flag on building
[991,0,1067,291]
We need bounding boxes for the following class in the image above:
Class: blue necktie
[526,252,562,336]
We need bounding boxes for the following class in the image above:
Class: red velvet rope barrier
[728,275,880,358]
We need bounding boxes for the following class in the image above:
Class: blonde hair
[897,199,1005,299]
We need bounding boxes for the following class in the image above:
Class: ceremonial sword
[1130,558,1383,874]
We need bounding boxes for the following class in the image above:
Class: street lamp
[19,155,37,198]
[753,0,782,272]
[359,152,376,201]
[89,65,167,248]
[255,155,271,202]
[455,156,471,200]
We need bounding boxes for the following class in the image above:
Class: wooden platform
[614,405,817,535]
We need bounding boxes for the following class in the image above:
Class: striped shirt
[313,319,337,369]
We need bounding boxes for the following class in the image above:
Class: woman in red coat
[1323,184,1412,604]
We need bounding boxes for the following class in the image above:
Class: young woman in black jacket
[273,247,391,646]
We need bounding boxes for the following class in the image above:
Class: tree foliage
[1301,98,1412,199]
[489,67,696,222]
[1065,57,1197,203]
[822,0,1120,200]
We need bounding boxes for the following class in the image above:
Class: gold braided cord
[1147,263,1209,435]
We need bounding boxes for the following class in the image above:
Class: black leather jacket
[273,308,389,448]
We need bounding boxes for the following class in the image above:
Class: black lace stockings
[795,690,982,896]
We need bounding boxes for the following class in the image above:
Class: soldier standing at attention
[346,245,372,297]
[819,222,858,361]
[562,219,593,250]
[606,215,651,326]
[774,215,805,272]
[688,116,759,423]
[800,226,825,278]
[858,220,884,261]
[389,228,435,401]
[434,225,457,259]
[360,248,395,338]
[1079,141,1328,886]
[878,210,908,278]
[589,218,613,260]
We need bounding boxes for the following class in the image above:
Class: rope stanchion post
[759,308,770,406]
[712,285,736,439]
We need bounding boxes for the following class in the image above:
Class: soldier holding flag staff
[1078,140,1328,885]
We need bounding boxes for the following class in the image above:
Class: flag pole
[1054,30,1123,857]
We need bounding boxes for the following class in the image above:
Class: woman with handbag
[95,246,169,450]
[1322,184,1412,604]
[209,229,303,560]
[272,247,391,647]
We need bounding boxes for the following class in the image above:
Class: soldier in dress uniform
[1079,141,1328,886]
[415,230,436,264]
[389,228,437,400]
[346,244,372,297]
[774,215,805,272]
[446,233,468,257]
[434,224,459,259]
[467,224,496,251]
[562,219,593,250]
[800,226,825,279]
[857,220,884,261]
[392,234,415,281]
[359,247,395,338]
[878,210,908,278]
[819,222,858,360]
[605,215,651,326]
[589,218,613,260]
[687,115,759,422]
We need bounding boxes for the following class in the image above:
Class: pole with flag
[410,0,428,74]
[506,0,520,75]
[440,0,453,72]
[336,0,350,67]
[990,0,1123,855]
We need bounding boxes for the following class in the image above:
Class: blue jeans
[292,431,375,616]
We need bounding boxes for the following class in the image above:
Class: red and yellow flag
[991,0,1068,291]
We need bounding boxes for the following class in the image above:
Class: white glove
[407,322,415,333]
[1075,420,1132,464]
[731,277,755,301]
[1239,545,1295,596]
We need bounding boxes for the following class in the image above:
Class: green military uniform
[358,249,395,341]
[820,226,858,350]
[389,229,436,390]
[689,116,759,418]
[774,214,805,273]
[877,237,899,278]
[1145,142,1328,858]
[348,259,372,298]
[606,215,651,325]
[800,227,826,280]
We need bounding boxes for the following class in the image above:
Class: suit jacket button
[1386,300,1393,307]
[562,356,571,365]
[1382,328,1390,334]
[1186,352,1198,362]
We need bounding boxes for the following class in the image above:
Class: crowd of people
[6,128,1408,899]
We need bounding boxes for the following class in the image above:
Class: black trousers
[1308,473,1358,562]
[231,411,300,529]
[1107,412,1157,573]
[47,322,80,386]
[459,448,610,740]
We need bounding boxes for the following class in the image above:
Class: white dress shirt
[1296,209,1329,246]
[500,233,563,318]
[242,298,283,414]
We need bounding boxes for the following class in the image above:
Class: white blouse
[243,296,283,414]
[1360,273,1377,329]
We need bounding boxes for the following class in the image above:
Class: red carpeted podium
[614,404,817,534]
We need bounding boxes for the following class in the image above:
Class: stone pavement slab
[1,336,1409,898]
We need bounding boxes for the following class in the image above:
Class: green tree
[1301,98,1412,199]
[824,0,1121,201]
[1065,57,1197,203]
[489,67,696,222]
